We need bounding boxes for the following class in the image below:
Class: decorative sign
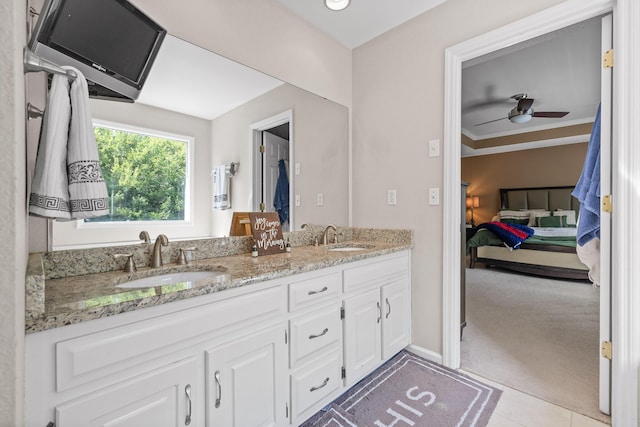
[248,212,286,256]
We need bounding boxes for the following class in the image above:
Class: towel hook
[23,48,77,80]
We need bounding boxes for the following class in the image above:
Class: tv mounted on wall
[29,0,166,101]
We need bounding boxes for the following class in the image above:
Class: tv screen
[29,0,166,101]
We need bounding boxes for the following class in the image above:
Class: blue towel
[572,104,601,246]
[274,159,289,224]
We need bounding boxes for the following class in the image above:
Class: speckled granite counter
[26,228,413,334]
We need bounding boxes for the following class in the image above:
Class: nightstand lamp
[466,196,480,227]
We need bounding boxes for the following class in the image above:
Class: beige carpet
[461,267,610,424]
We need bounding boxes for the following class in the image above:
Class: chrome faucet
[322,224,338,245]
[151,234,169,268]
[301,223,318,246]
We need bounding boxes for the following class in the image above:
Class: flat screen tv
[29,0,166,101]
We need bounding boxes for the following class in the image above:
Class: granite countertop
[25,228,413,334]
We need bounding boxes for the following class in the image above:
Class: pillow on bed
[498,210,532,224]
[527,210,551,227]
[536,215,567,227]
[554,209,577,227]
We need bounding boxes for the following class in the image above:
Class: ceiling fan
[474,93,569,126]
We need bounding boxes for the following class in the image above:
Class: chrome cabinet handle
[214,370,222,408]
[308,286,328,295]
[310,377,330,392]
[377,301,381,324]
[185,384,192,425]
[309,328,329,339]
[386,298,391,319]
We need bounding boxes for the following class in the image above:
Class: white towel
[212,164,231,210]
[28,66,109,220]
[66,66,109,218]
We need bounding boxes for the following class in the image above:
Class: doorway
[441,0,614,419]
[251,110,294,231]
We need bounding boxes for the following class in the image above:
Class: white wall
[0,0,26,425]
[211,84,349,236]
[351,0,565,355]
[130,0,352,108]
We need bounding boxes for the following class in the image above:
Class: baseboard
[405,344,443,365]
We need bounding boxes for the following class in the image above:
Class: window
[87,121,192,224]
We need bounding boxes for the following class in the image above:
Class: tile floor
[462,371,611,427]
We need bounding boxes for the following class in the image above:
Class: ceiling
[274,0,446,48]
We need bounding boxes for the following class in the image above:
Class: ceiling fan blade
[474,116,507,126]
[517,98,534,111]
[532,111,569,118]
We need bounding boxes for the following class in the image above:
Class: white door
[56,357,198,427]
[598,13,612,415]
[205,324,287,427]
[381,279,411,359]
[343,289,381,385]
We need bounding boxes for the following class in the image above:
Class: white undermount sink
[324,243,375,252]
[117,271,225,289]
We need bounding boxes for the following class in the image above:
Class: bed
[467,186,590,281]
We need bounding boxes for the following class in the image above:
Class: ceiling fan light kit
[509,108,533,123]
[325,0,350,11]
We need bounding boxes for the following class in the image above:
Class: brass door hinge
[259,202,265,212]
[602,341,612,360]
[259,144,266,153]
[603,49,614,68]
[602,194,612,213]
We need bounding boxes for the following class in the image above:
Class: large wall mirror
[43,34,349,250]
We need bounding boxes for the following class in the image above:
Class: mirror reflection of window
[87,121,191,224]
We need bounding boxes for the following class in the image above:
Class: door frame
[442,0,640,425]
[250,110,294,226]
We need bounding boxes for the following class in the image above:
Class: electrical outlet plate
[317,193,324,206]
[295,194,301,206]
[295,163,300,175]
[429,188,440,205]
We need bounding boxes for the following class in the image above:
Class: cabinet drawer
[290,350,342,421]
[288,272,341,312]
[290,305,340,368]
[343,253,408,294]
[56,286,285,392]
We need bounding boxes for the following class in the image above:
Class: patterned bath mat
[301,350,501,427]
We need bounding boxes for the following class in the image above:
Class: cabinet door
[206,324,287,427]
[56,357,197,427]
[343,289,381,385]
[381,278,410,359]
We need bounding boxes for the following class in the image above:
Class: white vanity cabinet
[205,324,287,427]
[26,250,411,427]
[342,253,411,386]
[55,356,198,427]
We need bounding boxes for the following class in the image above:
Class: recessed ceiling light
[325,0,350,11]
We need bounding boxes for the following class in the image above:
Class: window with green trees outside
[87,123,190,223]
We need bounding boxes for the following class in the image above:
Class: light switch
[387,189,397,205]
[429,188,440,205]
[295,194,301,206]
[429,139,440,157]
[295,162,300,175]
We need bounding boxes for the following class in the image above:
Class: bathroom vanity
[25,229,412,427]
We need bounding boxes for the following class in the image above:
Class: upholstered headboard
[500,186,580,212]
